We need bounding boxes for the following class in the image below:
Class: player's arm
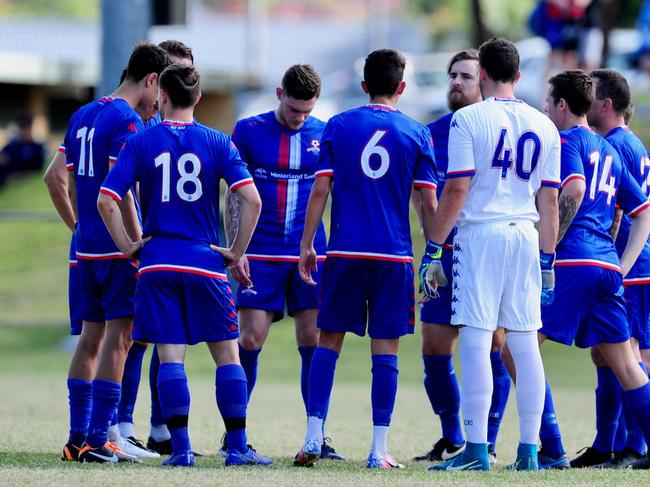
[211,184,261,270]
[429,177,468,245]
[299,175,331,285]
[556,178,585,244]
[621,207,650,276]
[108,158,142,242]
[43,150,76,232]
[417,187,438,241]
[610,208,623,240]
[97,193,146,257]
[537,186,560,253]
[411,188,424,231]
[224,190,242,246]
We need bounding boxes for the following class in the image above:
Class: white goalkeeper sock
[118,421,135,439]
[370,425,388,456]
[458,326,493,445]
[149,424,171,442]
[305,416,324,445]
[506,330,545,445]
[107,424,121,442]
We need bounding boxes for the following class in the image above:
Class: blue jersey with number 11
[316,104,437,261]
[101,121,253,276]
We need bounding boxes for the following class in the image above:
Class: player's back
[65,97,141,257]
[112,121,252,272]
[557,126,647,268]
[449,97,561,225]
[319,104,436,259]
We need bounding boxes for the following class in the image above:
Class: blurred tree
[0,0,98,19]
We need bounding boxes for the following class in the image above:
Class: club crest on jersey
[307,139,320,154]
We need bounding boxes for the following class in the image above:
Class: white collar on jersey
[365,103,397,111]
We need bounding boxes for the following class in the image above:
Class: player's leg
[294,308,319,410]
[146,346,172,454]
[237,308,274,399]
[63,320,104,461]
[487,328,510,463]
[416,321,464,462]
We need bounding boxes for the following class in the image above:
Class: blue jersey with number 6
[101,120,253,275]
[314,104,437,262]
[556,125,650,271]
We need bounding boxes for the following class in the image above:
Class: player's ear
[513,71,522,86]
[145,72,158,88]
[396,80,406,96]
[276,87,283,101]
[479,67,488,83]
[195,91,202,106]
[361,80,369,94]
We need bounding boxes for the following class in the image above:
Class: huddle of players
[46,33,650,471]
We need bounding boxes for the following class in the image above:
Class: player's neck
[368,95,398,108]
[110,83,140,109]
[562,114,589,132]
[593,115,626,137]
[480,81,515,100]
[162,106,194,123]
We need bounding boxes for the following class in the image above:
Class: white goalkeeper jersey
[447,97,561,226]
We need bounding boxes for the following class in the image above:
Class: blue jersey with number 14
[101,121,253,275]
[556,125,650,271]
[316,104,437,261]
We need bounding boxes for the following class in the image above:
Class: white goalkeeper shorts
[451,220,542,332]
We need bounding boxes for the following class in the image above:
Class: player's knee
[421,338,453,356]
[239,332,264,351]
[77,335,101,359]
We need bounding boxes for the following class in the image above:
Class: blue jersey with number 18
[556,125,650,271]
[315,104,437,261]
[101,120,253,276]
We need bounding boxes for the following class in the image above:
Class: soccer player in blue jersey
[223,64,342,460]
[58,43,170,464]
[571,68,650,468]
[413,49,511,466]
[98,64,271,467]
[502,69,650,470]
[294,48,438,469]
[425,38,561,472]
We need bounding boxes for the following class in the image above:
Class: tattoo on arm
[557,193,578,244]
[225,190,242,246]
[610,208,623,241]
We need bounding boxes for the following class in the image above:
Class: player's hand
[540,251,555,306]
[420,241,447,300]
[228,255,252,287]
[210,245,243,267]
[299,245,318,286]
[124,236,150,259]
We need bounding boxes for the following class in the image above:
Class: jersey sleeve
[62,129,75,171]
[314,118,336,179]
[414,127,438,190]
[100,139,138,202]
[559,133,585,189]
[231,121,249,163]
[221,136,253,192]
[108,115,143,165]
[618,161,650,217]
[447,109,476,178]
[541,126,561,188]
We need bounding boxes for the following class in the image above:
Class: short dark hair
[125,42,171,82]
[548,70,593,116]
[624,103,635,124]
[447,49,479,75]
[478,37,519,83]
[159,40,194,63]
[281,64,321,100]
[15,113,33,129]
[589,68,631,115]
[160,64,201,108]
[363,48,406,98]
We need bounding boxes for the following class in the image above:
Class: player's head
[362,48,406,101]
[159,40,194,66]
[587,68,631,130]
[446,49,481,111]
[545,70,592,130]
[275,64,321,131]
[477,38,520,93]
[624,103,635,125]
[124,42,172,120]
[157,65,201,118]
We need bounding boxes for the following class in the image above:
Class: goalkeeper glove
[419,241,447,298]
[540,251,555,306]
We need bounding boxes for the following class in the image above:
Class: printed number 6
[361,130,390,179]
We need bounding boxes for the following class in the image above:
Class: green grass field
[2,170,650,485]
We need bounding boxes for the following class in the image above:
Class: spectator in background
[634,0,650,77]
[0,113,45,187]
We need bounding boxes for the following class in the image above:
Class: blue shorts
[540,266,629,349]
[134,270,239,345]
[78,258,137,322]
[420,246,453,324]
[317,257,415,339]
[236,259,322,322]
[624,284,650,344]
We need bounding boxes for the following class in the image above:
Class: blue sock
[592,366,622,454]
[422,354,463,445]
[371,354,398,426]
[238,344,261,401]
[157,363,191,453]
[67,378,92,446]
[307,347,339,419]
[86,379,121,448]
[298,346,316,413]
[215,364,248,453]
[623,380,650,454]
[623,363,650,455]
[613,411,628,453]
[118,342,146,424]
[488,351,510,449]
[539,381,565,457]
[149,346,164,427]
